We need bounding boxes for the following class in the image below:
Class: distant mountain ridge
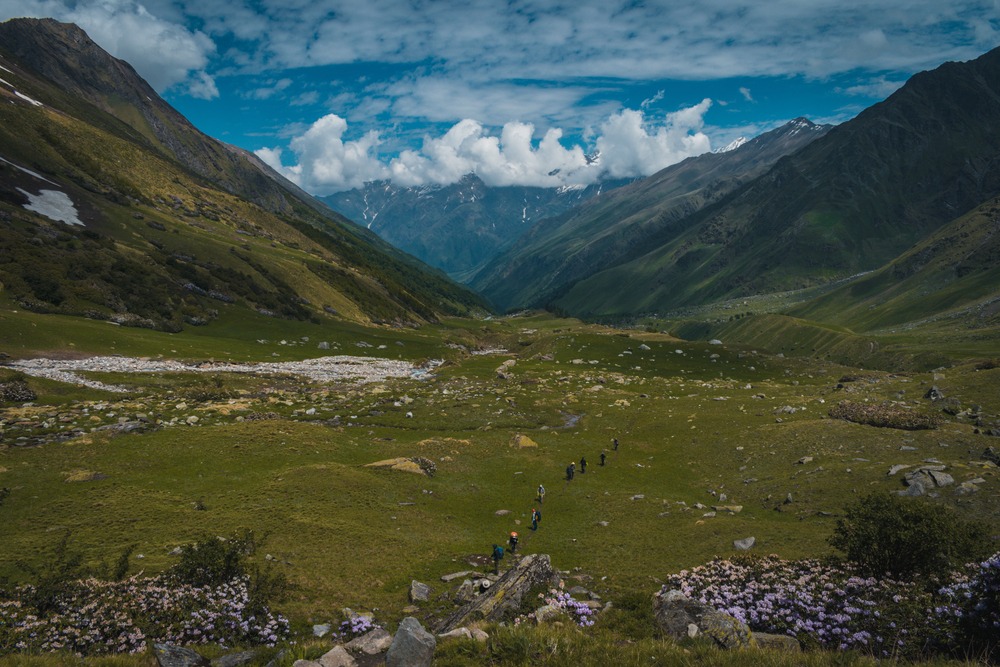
[533,46,1000,318]
[322,174,634,279]
[0,18,487,330]
[471,118,832,311]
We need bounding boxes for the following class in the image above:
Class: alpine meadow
[2,11,1000,667]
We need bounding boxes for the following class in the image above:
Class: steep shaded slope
[472,119,831,310]
[323,174,632,279]
[787,197,1000,333]
[0,18,487,330]
[547,46,1000,317]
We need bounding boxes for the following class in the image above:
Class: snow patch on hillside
[17,188,84,226]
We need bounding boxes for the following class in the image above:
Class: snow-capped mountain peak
[714,137,748,154]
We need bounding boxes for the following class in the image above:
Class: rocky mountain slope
[501,46,1000,318]
[322,174,632,280]
[0,18,487,331]
[471,118,831,311]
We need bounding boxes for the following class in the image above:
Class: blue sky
[2,0,999,194]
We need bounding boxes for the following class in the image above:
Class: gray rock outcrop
[899,465,955,495]
[653,589,753,649]
[386,617,435,667]
[437,553,559,632]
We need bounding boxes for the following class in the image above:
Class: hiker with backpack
[580,456,587,473]
[566,462,575,480]
[492,543,504,574]
[508,531,519,554]
[537,484,546,504]
[531,507,541,531]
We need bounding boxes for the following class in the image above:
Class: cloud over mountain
[256,102,714,194]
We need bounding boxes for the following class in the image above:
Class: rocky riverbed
[5,355,440,392]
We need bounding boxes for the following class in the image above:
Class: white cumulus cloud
[255,113,386,194]
[596,100,713,179]
[261,100,715,193]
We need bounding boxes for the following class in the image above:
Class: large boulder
[653,589,753,649]
[386,617,435,667]
[153,644,209,667]
[437,553,559,632]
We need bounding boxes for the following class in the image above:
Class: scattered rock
[708,339,723,345]
[409,580,431,603]
[902,466,955,494]
[753,632,801,652]
[924,386,945,401]
[733,537,756,551]
[344,627,392,655]
[313,624,332,638]
[713,505,743,514]
[437,628,472,640]
[441,570,475,582]
[386,617,435,667]
[318,646,356,667]
[653,589,752,649]
[495,509,511,516]
[888,464,911,476]
[365,457,436,476]
[534,604,567,623]
[470,628,489,642]
[511,434,538,448]
[796,456,813,465]
[211,652,258,667]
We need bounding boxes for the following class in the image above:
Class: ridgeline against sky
[3,0,998,193]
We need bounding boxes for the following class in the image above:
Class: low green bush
[829,492,992,580]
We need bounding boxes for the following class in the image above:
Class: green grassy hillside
[0,18,488,333]
[499,47,1000,323]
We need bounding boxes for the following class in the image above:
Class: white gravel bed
[6,355,439,393]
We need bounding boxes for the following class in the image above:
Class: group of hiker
[491,437,621,574]
[566,441,615,480]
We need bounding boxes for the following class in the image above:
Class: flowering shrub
[665,555,955,659]
[0,573,289,655]
[938,553,1000,658]
[515,589,596,628]
[336,615,381,640]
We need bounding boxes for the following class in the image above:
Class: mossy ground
[1,308,998,665]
